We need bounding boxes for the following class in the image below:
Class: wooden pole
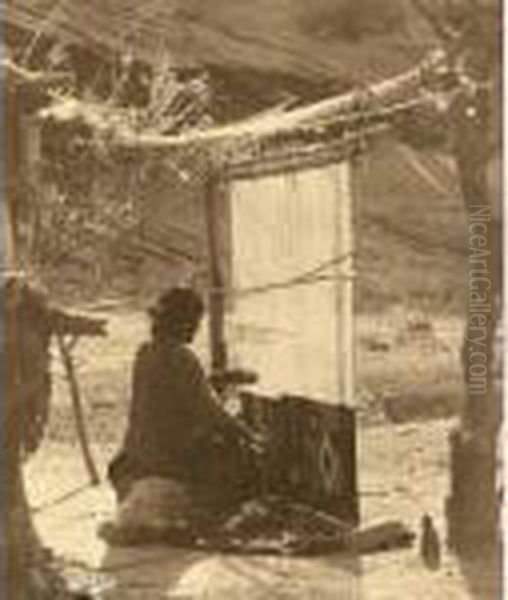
[445,7,500,553]
[203,170,228,395]
[56,333,100,486]
[41,53,455,151]
[336,160,355,407]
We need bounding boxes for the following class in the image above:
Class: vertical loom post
[336,160,355,407]
[204,171,228,392]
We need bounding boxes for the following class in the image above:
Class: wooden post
[446,57,500,555]
[204,169,228,394]
[336,160,355,407]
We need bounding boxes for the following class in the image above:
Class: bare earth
[24,307,498,599]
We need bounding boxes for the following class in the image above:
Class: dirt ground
[24,305,499,599]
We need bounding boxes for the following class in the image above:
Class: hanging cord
[231,251,355,300]
[32,482,97,515]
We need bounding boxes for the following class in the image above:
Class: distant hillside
[355,136,467,314]
[4,0,436,83]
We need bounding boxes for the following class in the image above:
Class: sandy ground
[23,306,498,599]
[27,422,498,599]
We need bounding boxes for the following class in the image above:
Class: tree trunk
[446,53,501,555]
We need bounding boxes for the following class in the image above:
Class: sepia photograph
[0,1,503,598]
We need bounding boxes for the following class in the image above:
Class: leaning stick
[56,333,100,486]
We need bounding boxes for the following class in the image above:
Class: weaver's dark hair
[149,287,204,341]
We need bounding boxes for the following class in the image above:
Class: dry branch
[56,333,101,486]
[39,51,457,152]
